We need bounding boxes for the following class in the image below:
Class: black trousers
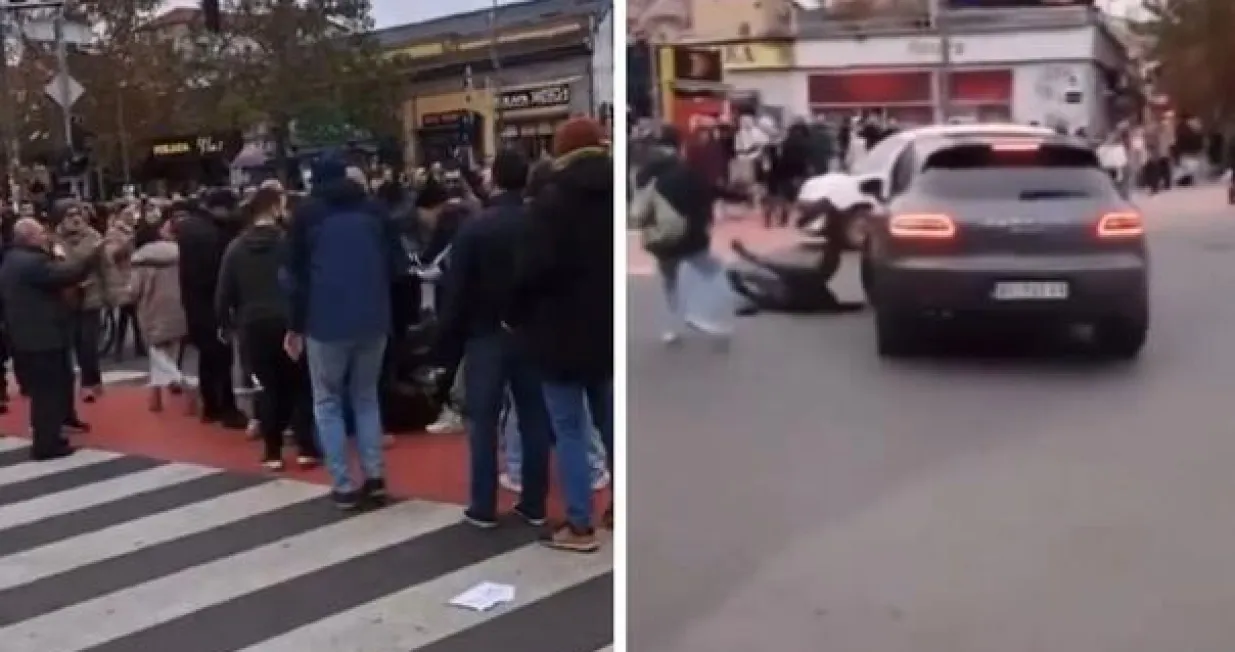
[0,328,9,400]
[115,304,145,360]
[15,349,74,456]
[72,309,102,388]
[189,324,238,419]
[242,320,319,460]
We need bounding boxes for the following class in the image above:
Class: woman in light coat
[129,218,190,412]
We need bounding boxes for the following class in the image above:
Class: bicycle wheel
[97,307,119,357]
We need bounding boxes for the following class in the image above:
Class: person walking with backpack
[631,124,734,347]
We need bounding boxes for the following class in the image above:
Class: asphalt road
[628,186,1235,652]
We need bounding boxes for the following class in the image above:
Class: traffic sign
[44,72,83,107]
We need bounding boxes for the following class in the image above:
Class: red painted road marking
[0,387,606,516]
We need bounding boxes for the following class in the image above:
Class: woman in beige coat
[129,218,190,412]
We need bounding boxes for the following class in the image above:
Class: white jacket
[1098,142,1129,170]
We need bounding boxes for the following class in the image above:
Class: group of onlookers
[0,114,616,553]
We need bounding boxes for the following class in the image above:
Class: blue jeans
[464,331,552,520]
[306,335,387,493]
[659,251,734,335]
[503,400,608,483]
[543,379,614,528]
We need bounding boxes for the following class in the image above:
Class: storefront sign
[496,83,572,112]
[421,111,471,128]
[150,135,226,158]
[720,42,794,71]
[906,39,965,57]
[672,47,723,83]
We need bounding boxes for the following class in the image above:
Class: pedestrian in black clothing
[436,148,553,529]
[0,218,102,460]
[0,207,15,409]
[404,179,470,434]
[509,117,614,551]
[216,188,321,470]
[175,191,247,429]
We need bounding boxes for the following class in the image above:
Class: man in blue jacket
[283,154,403,509]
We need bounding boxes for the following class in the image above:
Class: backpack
[630,177,687,249]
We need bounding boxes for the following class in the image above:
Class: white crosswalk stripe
[0,449,119,487]
[0,463,219,530]
[0,440,613,651]
[0,438,29,453]
[0,479,325,590]
[247,541,614,651]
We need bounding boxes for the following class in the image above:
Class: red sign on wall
[808,71,933,105]
[949,69,1013,103]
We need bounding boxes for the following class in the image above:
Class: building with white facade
[742,4,1131,133]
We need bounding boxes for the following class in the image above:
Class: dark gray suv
[860,134,1149,359]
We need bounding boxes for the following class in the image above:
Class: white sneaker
[661,330,682,346]
[499,472,522,493]
[591,468,612,491]
[426,407,463,434]
[685,319,732,351]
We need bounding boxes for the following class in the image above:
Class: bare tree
[1141,0,1235,122]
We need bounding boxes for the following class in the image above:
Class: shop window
[500,121,558,162]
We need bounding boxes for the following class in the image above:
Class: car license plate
[992,281,1069,301]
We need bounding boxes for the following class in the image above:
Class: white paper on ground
[447,582,516,612]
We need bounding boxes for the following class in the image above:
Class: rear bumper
[875,252,1148,319]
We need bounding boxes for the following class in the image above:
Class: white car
[797,123,1057,249]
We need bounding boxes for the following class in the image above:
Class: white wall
[1011,61,1106,134]
[796,26,1098,69]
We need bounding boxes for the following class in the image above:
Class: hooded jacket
[507,146,614,382]
[129,240,186,346]
[175,206,233,332]
[216,223,290,332]
[284,154,403,341]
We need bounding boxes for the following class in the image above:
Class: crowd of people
[0,115,616,553]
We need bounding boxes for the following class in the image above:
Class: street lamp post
[930,0,953,124]
[116,82,131,186]
[0,11,19,207]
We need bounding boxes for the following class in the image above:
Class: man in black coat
[508,118,614,552]
[174,191,246,429]
[0,218,101,459]
[435,148,552,529]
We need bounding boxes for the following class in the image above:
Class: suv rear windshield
[914,144,1118,201]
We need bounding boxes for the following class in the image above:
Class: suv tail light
[889,213,956,240]
[1097,211,1144,238]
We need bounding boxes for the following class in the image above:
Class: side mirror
[857,177,885,201]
